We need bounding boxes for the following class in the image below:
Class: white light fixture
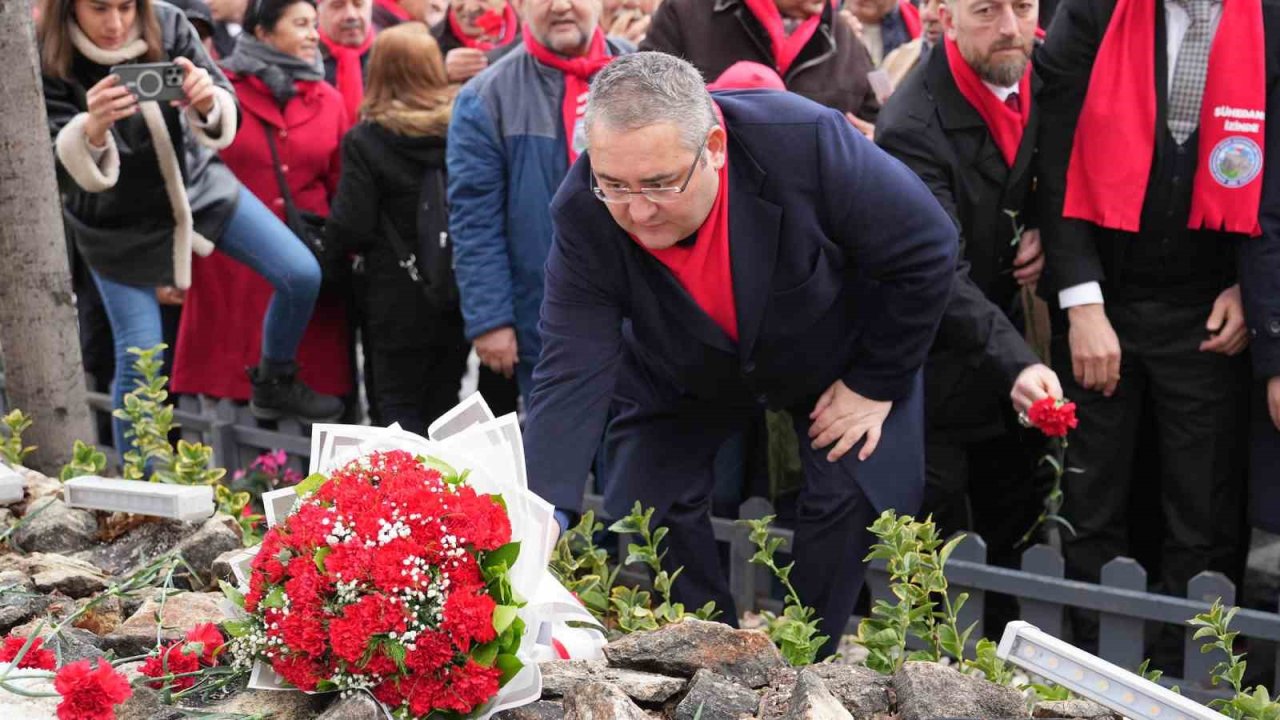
[997,621,1222,720]
[63,476,214,521]
[0,463,23,504]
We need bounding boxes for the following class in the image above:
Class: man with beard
[1036,0,1279,651]
[523,52,957,656]
[876,0,1059,627]
[848,0,922,65]
[318,0,375,127]
[434,0,523,83]
[881,0,944,88]
[447,0,632,408]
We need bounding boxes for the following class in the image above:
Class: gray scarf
[219,35,324,104]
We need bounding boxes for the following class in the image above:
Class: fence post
[731,497,775,617]
[951,532,987,647]
[1183,571,1235,687]
[1019,544,1065,637]
[1098,557,1146,671]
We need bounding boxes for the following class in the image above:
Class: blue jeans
[92,186,322,450]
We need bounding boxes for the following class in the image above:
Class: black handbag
[378,167,459,314]
[262,126,347,286]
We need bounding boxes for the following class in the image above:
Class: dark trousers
[370,338,470,437]
[1050,299,1249,645]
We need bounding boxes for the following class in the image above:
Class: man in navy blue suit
[523,52,958,654]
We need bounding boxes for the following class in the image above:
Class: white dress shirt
[1058,0,1224,309]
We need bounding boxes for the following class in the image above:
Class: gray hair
[585,52,718,152]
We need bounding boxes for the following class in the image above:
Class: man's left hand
[808,379,892,462]
[1012,228,1044,287]
[174,56,215,117]
[1011,363,1062,413]
[1199,284,1250,356]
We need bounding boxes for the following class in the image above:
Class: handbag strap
[261,125,305,230]
[379,210,428,292]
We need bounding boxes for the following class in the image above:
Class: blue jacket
[446,41,630,363]
[523,91,959,515]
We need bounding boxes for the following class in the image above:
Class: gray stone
[22,468,63,503]
[603,619,785,688]
[0,675,60,718]
[103,591,227,656]
[1033,699,1124,720]
[786,669,853,720]
[74,518,191,578]
[10,498,98,554]
[805,663,893,716]
[115,684,162,720]
[316,693,383,719]
[28,553,111,598]
[0,571,48,633]
[210,548,242,584]
[563,682,650,720]
[175,515,243,583]
[45,627,108,664]
[673,669,758,720]
[893,661,1030,720]
[209,689,330,717]
[495,700,566,720]
[541,659,687,704]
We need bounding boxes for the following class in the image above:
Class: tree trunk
[0,3,95,474]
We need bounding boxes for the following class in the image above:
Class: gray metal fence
[86,391,1280,700]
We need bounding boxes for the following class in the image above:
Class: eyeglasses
[591,136,709,205]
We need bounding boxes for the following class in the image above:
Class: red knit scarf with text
[450,3,519,51]
[1063,0,1264,235]
[319,29,375,125]
[944,36,1031,166]
[522,27,612,164]
[641,105,738,342]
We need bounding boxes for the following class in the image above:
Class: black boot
[248,359,344,423]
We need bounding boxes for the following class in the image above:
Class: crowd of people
[39,0,1279,658]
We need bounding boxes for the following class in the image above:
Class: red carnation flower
[329,594,406,663]
[0,634,57,670]
[184,623,225,666]
[405,630,455,673]
[53,659,132,720]
[271,653,325,692]
[139,642,201,691]
[443,588,497,649]
[280,610,330,659]
[1027,397,1079,438]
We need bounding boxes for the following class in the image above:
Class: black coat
[640,0,879,120]
[431,17,522,64]
[876,44,1041,438]
[1036,0,1280,529]
[325,121,461,349]
[44,2,240,287]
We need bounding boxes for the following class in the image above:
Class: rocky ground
[0,469,1168,719]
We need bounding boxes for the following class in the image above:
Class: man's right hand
[85,74,138,147]
[1269,376,1280,432]
[1067,304,1121,397]
[445,48,489,83]
[475,325,518,378]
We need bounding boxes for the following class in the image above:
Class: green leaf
[261,586,285,609]
[218,579,245,609]
[294,473,327,498]
[314,546,331,574]
[493,605,519,635]
[483,542,522,573]
[496,653,524,684]
[472,640,499,666]
[221,619,252,638]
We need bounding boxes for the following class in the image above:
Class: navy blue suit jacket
[523,91,959,515]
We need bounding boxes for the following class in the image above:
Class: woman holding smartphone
[39,0,344,451]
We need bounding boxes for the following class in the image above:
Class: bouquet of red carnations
[222,449,526,719]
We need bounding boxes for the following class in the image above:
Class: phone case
[110,62,187,103]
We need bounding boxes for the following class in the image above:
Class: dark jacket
[641,0,880,120]
[877,44,1042,438]
[432,14,522,63]
[523,90,958,516]
[320,42,372,88]
[327,121,461,349]
[44,2,240,288]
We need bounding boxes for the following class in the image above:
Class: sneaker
[247,361,344,423]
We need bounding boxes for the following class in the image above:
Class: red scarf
[944,36,1032,166]
[522,28,613,164]
[899,0,922,38]
[641,107,737,342]
[1064,0,1264,236]
[450,4,519,51]
[742,0,825,76]
[374,0,412,22]
[319,29,375,126]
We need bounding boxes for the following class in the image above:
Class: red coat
[172,74,353,400]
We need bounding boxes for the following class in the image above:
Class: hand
[475,326,518,378]
[1067,304,1121,397]
[445,48,489,83]
[84,74,138,147]
[845,112,875,140]
[1199,284,1250,356]
[1012,228,1044,287]
[839,7,864,39]
[808,379,893,462]
[608,10,650,43]
[1010,363,1063,413]
[1269,376,1280,432]
[155,286,186,305]
[173,56,215,116]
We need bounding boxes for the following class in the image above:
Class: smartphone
[110,62,186,103]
